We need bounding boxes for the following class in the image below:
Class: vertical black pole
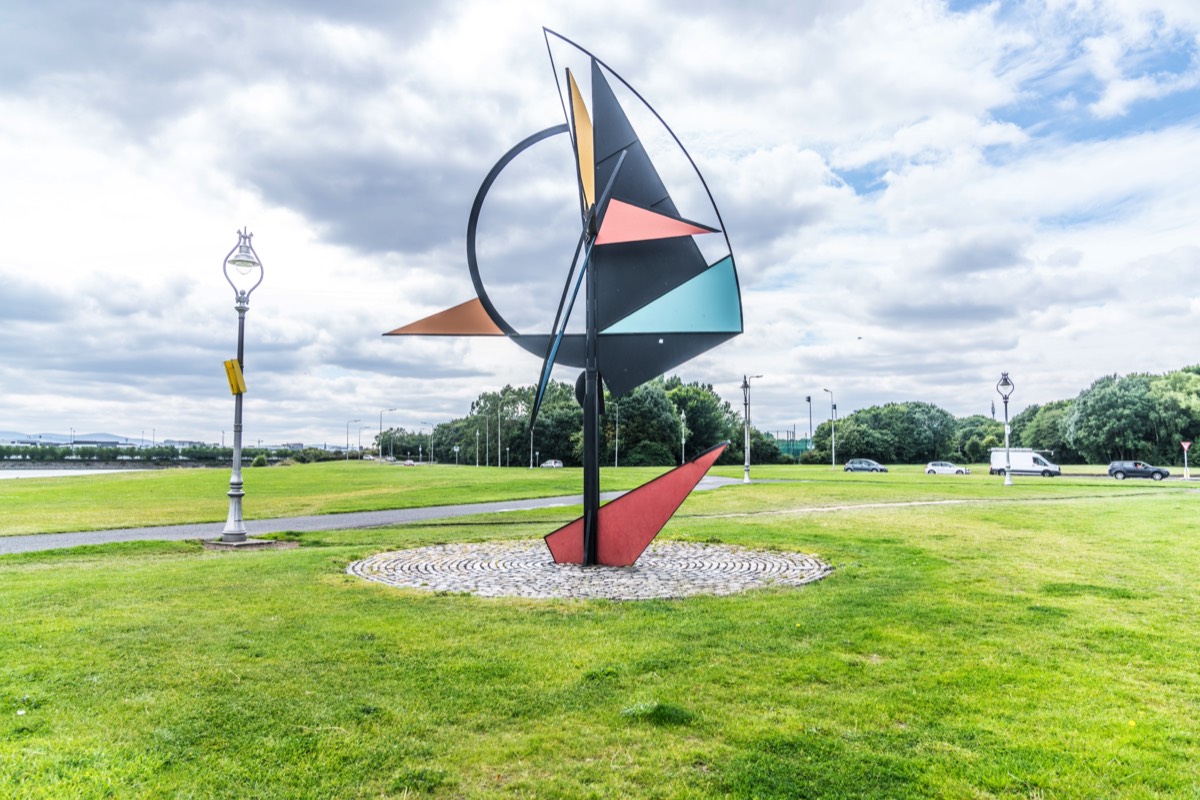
[582,246,600,566]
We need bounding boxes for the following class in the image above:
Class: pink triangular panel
[594,199,718,246]
[544,442,729,566]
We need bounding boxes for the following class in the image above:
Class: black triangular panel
[591,60,678,217]
[593,237,712,330]
[598,333,739,397]
[512,331,737,398]
[511,334,586,368]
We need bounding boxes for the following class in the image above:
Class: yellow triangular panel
[568,69,595,210]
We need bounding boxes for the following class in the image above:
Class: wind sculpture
[387,29,743,566]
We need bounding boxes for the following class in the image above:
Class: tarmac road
[0,476,742,556]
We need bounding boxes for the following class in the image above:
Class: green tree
[1021,399,1081,463]
[1066,374,1157,462]
[665,381,740,462]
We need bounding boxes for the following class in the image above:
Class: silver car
[926,461,969,475]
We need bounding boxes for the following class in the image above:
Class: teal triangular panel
[602,256,742,334]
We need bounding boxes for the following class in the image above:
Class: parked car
[1107,460,1169,481]
[403,459,415,466]
[844,458,887,473]
[926,461,969,475]
[540,459,563,468]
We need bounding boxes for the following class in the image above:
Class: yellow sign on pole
[224,359,246,395]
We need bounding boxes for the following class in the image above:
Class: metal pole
[582,236,600,567]
[806,395,812,449]
[345,419,359,461]
[614,402,619,468]
[1003,397,1012,486]
[742,374,761,483]
[476,429,480,467]
[823,388,835,467]
[529,428,533,468]
[379,407,396,463]
[997,372,1014,486]
[222,300,248,542]
[680,408,687,465]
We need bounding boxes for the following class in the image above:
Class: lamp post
[996,372,1015,486]
[379,407,396,463]
[476,429,480,467]
[506,446,510,467]
[614,402,620,468]
[221,228,264,543]
[680,408,687,465]
[497,402,503,467]
[345,419,360,461]
[742,374,762,483]
[823,388,836,468]
[806,395,813,450]
[422,421,432,464]
[529,428,534,468]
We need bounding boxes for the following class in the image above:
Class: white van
[989,448,1060,477]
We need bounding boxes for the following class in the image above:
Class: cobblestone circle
[347,540,832,600]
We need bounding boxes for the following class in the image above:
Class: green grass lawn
[2,465,1199,797]
[0,462,675,536]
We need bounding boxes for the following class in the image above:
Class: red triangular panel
[384,298,504,336]
[544,442,729,566]
[595,199,718,246]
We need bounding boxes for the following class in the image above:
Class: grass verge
[2,475,1198,797]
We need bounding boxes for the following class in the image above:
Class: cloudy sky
[1,0,1198,447]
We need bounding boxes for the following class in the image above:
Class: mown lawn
[2,468,1198,797]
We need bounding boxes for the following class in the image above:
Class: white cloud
[0,0,1198,445]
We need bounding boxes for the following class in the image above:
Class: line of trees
[378,376,783,468]
[804,366,1200,466]
[0,443,347,464]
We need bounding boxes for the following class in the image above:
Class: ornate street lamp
[221,228,263,543]
[996,372,1015,486]
[742,374,762,483]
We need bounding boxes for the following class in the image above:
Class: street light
[506,445,510,467]
[379,407,396,463]
[475,429,480,467]
[823,388,836,468]
[221,227,264,543]
[422,421,433,464]
[996,372,1015,486]
[345,419,360,461]
[742,374,762,483]
[805,395,813,450]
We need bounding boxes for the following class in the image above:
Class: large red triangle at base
[544,442,729,566]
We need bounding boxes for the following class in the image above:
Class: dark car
[844,458,887,473]
[1107,460,1169,481]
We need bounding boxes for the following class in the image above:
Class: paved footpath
[0,476,743,556]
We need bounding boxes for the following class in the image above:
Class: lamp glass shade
[229,248,260,276]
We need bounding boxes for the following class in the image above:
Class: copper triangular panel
[545,442,729,566]
[596,199,718,245]
[385,298,504,336]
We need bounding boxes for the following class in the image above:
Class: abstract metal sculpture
[387,29,742,566]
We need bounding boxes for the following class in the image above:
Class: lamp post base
[223,487,247,543]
